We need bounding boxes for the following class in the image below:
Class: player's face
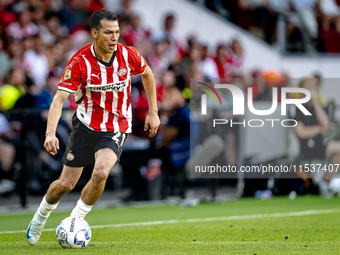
[95,20,120,53]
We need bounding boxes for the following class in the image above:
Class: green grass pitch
[0,196,340,254]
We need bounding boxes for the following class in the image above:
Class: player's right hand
[44,134,59,156]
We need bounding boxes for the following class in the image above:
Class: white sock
[70,198,92,219]
[36,195,58,222]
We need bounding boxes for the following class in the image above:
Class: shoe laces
[30,218,45,236]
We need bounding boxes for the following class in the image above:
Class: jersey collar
[91,43,117,67]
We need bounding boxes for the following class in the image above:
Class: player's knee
[59,180,76,192]
[92,166,110,185]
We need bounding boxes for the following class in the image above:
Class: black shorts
[63,117,128,167]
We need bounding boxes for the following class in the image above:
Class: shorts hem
[94,144,121,162]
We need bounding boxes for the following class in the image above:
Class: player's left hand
[144,114,160,138]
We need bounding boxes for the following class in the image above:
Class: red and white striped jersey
[58,43,147,133]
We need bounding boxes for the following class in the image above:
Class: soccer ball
[56,216,91,249]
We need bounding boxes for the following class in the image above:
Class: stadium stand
[1,0,340,205]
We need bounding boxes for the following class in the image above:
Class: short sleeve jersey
[58,43,147,133]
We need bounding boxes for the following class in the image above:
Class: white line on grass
[0,209,339,235]
[1,241,340,245]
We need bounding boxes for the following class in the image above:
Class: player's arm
[44,90,70,155]
[141,66,160,138]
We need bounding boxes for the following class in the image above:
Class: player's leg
[71,147,117,218]
[46,165,84,203]
[27,165,83,246]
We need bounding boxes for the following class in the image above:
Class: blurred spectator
[123,14,150,47]
[6,8,38,40]
[2,0,339,200]
[239,0,278,44]
[47,38,71,72]
[23,35,49,88]
[0,113,16,194]
[317,0,340,32]
[11,75,69,194]
[317,0,340,52]
[0,68,26,111]
[181,43,201,74]
[268,0,291,14]
[293,77,340,196]
[281,71,295,99]
[262,69,284,101]
[88,0,105,13]
[132,72,165,138]
[59,0,91,31]
[36,71,77,113]
[0,0,17,33]
[12,74,36,110]
[214,43,239,79]
[152,13,183,64]
[245,69,284,102]
[184,63,203,87]
[214,43,227,79]
[0,113,15,174]
[245,70,266,101]
[161,85,190,198]
[205,0,340,52]
[290,0,318,40]
[147,40,171,80]
[39,12,68,46]
[226,38,244,76]
[6,37,26,71]
[30,3,45,26]
[199,44,219,79]
[35,72,62,109]
[294,78,340,167]
[0,37,11,78]
[117,0,135,21]
[312,72,326,106]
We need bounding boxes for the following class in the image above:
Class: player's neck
[93,43,114,63]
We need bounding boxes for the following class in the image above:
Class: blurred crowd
[0,0,246,198]
[0,0,339,201]
[206,0,340,52]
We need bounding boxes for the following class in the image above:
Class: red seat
[322,28,340,52]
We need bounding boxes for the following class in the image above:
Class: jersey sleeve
[58,59,82,94]
[128,47,148,76]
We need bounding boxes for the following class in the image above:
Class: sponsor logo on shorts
[67,152,74,161]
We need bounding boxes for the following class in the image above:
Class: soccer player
[26,10,160,245]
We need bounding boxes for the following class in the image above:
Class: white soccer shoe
[26,215,46,246]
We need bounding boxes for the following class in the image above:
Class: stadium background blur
[1,0,340,207]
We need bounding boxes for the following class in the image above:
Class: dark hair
[45,11,60,22]
[90,10,117,30]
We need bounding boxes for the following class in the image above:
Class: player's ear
[91,28,98,39]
